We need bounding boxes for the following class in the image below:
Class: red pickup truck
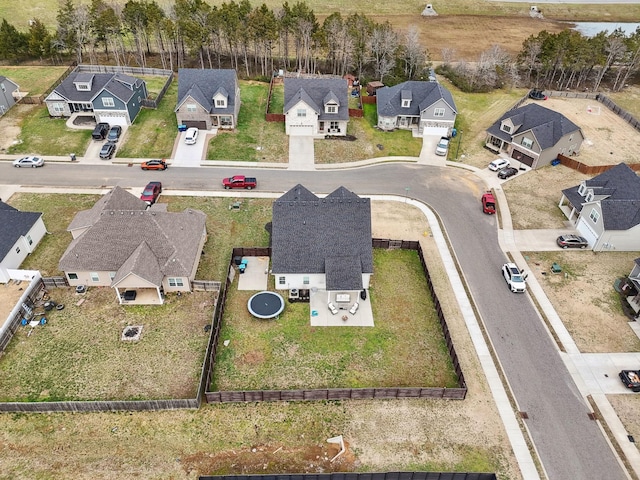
[222,175,257,190]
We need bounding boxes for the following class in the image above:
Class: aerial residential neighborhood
[1,0,640,479]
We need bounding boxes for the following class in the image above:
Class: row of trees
[0,0,430,83]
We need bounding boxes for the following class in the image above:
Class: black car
[497,167,518,179]
[107,125,122,142]
[99,142,117,159]
[92,122,110,140]
[528,89,547,101]
[556,234,589,249]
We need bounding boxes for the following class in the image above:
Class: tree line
[0,0,429,83]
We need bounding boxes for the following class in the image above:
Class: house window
[186,104,197,112]
[521,137,533,149]
[215,99,226,107]
[90,272,99,282]
[76,84,90,90]
[569,134,573,142]
[68,273,78,280]
[578,184,587,196]
[168,278,184,287]
[330,121,339,131]
[585,192,594,202]
[589,209,600,223]
[297,108,306,118]
[1,83,5,92]
[501,124,511,133]
[53,103,65,113]
[279,276,285,285]
[326,105,337,113]
[27,235,32,245]
[102,97,115,107]
[402,99,411,108]
[15,246,20,254]
[220,116,232,126]
[434,108,445,117]
[303,276,309,285]
[109,272,116,280]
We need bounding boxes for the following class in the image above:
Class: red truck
[222,175,257,190]
[482,192,496,214]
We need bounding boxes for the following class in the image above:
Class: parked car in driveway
[141,159,168,171]
[489,158,510,171]
[13,156,44,168]
[107,125,122,142]
[619,370,640,392]
[435,137,450,156]
[502,262,527,293]
[140,181,162,205]
[92,122,110,140]
[99,142,116,159]
[497,167,518,179]
[556,234,589,249]
[185,127,199,145]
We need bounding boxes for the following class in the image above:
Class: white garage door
[423,126,449,137]
[576,217,598,246]
[289,124,314,136]
[96,111,129,126]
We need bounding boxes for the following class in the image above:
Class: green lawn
[213,248,458,391]
[0,66,68,95]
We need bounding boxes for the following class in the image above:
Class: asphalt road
[0,162,628,480]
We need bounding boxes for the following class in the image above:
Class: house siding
[0,78,18,115]
[274,273,326,291]
[599,224,640,251]
[0,217,47,283]
[176,97,211,130]
[285,101,317,136]
[161,276,191,292]
[65,271,114,287]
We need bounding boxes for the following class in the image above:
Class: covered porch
[115,286,163,305]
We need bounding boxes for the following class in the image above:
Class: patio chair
[349,302,359,315]
[328,302,338,315]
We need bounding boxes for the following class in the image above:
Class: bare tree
[593,32,626,90]
[370,21,397,82]
[401,26,428,79]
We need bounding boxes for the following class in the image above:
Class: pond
[567,22,640,37]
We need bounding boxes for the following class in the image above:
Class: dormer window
[215,98,226,107]
[402,99,411,108]
[501,123,511,133]
[585,191,594,202]
[578,183,587,196]
[325,104,337,114]
[76,83,90,91]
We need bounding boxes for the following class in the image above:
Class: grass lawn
[0,286,212,401]
[268,83,284,113]
[0,66,68,95]
[116,80,178,159]
[212,248,458,391]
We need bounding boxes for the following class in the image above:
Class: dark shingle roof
[561,163,640,230]
[176,69,238,114]
[47,72,141,103]
[68,186,147,232]
[271,184,372,290]
[486,103,582,150]
[376,81,457,117]
[0,201,42,259]
[60,189,206,282]
[284,78,349,121]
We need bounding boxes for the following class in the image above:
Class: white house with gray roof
[376,80,457,137]
[59,187,207,304]
[0,76,19,116]
[0,201,46,283]
[270,185,373,301]
[486,102,584,169]
[175,69,240,130]
[45,70,147,126]
[284,78,349,137]
[558,163,640,251]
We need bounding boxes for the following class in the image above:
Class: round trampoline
[247,291,285,319]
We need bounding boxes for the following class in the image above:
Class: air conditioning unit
[289,288,299,299]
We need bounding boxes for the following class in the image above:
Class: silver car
[13,156,44,168]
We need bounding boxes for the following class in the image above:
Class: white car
[13,156,44,168]
[489,158,510,171]
[502,263,527,293]
[184,127,199,145]
[435,137,450,156]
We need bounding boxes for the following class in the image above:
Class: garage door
[97,111,128,126]
[511,149,534,167]
[183,120,207,129]
[290,125,314,136]
[576,217,598,246]
[423,126,449,137]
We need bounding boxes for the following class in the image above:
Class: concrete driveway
[288,136,314,170]
[419,134,446,166]
[172,129,214,167]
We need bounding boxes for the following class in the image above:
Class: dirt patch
[0,281,29,325]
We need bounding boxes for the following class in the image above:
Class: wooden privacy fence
[0,398,198,413]
[200,472,497,480]
[205,240,467,403]
[556,154,640,175]
[192,280,221,292]
[41,276,68,288]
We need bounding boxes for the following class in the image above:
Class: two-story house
[486,103,584,169]
[0,201,46,283]
[558,163,640,251]
[45,70,147,125]
[376,81,457,137]
[175,69,241,130]
[284,78,349,137]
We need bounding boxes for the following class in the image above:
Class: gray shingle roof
[68,186,147,232]
[561,163,640,230]
[112,241,164,287]
[60,190,206,282]
[47,72,142,103]
[486,103,582,150]
[284,78,349,121]
[176,69,238,114]
[376,81,457,117]
[0,201,42,259]
[271,184,372,291]
[0,76,19,91]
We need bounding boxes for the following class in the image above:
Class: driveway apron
[288,136,315,171]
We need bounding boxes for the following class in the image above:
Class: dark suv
[92,122,110,140]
